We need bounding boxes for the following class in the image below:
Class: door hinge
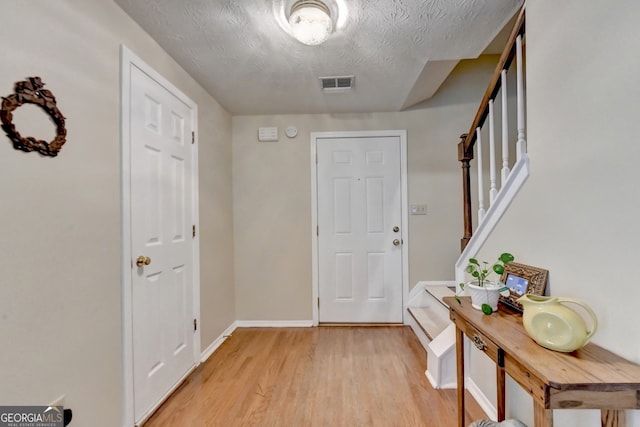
[194,318,197,331]
[317,298,320,309]
[192,131,195,144]
[192,225,196,238]
[316,225,319,236]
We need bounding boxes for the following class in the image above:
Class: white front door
[317,135,404,323]
[129,64,196,422]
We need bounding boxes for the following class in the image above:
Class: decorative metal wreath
[0,77,67,157]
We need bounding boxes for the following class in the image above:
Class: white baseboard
[425,369,439,389]
[235,320,314,328]
[200,321,238,363]
[467,376,497,421]
[425,369,457,390]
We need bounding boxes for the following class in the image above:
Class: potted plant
[458,252,514,314]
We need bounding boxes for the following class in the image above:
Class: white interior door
[129,64,196,422]
[317,135,404,323]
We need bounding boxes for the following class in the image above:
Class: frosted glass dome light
[289,0,333,45]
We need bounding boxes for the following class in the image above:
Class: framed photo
[499,262,548,312]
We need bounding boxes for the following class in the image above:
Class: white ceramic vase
[467,281,501,311]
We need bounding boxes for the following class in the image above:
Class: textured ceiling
[114,0,523,115]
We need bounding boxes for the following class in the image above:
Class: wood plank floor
[144,326,487,427]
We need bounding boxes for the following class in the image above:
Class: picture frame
[499,262,548,312]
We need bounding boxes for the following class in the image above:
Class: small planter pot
[467,281,502,312]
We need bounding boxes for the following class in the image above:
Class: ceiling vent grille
[320,76,354,92]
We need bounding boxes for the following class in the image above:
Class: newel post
[458,134,473,252]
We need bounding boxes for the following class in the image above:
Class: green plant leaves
[465,252,514,289]
[492,252,514,275]
[481,304,493,315]
[499,253,514,263]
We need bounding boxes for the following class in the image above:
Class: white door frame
[310,130,409,326]
[120,45,201,427]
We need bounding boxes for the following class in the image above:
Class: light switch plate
[410,204,427,215]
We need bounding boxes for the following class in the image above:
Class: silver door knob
[136,256,151,267]
[393,226,400,232]
[393,239,401,246]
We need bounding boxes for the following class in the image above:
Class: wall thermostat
[285,126,298,138]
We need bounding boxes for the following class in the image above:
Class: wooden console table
[442,296,640,427]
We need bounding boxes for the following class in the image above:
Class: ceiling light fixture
[288,0,334,46]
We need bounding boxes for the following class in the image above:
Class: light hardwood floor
[144,326,487,427]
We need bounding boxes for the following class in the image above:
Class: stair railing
[458,7,526,252]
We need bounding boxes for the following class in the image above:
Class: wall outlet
[410,204,427,215]
[49,394,65,408]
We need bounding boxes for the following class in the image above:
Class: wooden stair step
[407,306,450,341]
[424,284,455,309]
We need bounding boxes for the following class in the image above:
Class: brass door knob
[136,256,151,267]
[393,239,401,246]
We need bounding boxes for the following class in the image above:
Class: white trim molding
[455,154,530,285]
[467,376,498,421]
[235,320,314,328]
[200,322,238,363]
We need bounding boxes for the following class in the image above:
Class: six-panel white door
[317,136,403,323]
[130,65,195,422]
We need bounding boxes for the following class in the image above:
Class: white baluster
[488,100,497,203]
[516,34,527,159]
[501,69,510,184]
[476,127,485,222]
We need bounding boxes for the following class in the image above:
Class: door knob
[393,239,401,246]
[136,256,151,267]
[393,226,400,232]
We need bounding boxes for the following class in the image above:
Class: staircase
[455,6,527,282]
[406,282,457,389]
[408,7,527,392]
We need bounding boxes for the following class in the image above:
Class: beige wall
[0,1,233,426]
[12,1,636,425]
[470,0,640,425]
[232,57,497,321]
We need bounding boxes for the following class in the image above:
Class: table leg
[497,364,505,421]
[533,402,553,427]
[601,409,625,427]
[456,326,465,427]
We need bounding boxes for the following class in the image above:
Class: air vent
[320,76,354,92]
